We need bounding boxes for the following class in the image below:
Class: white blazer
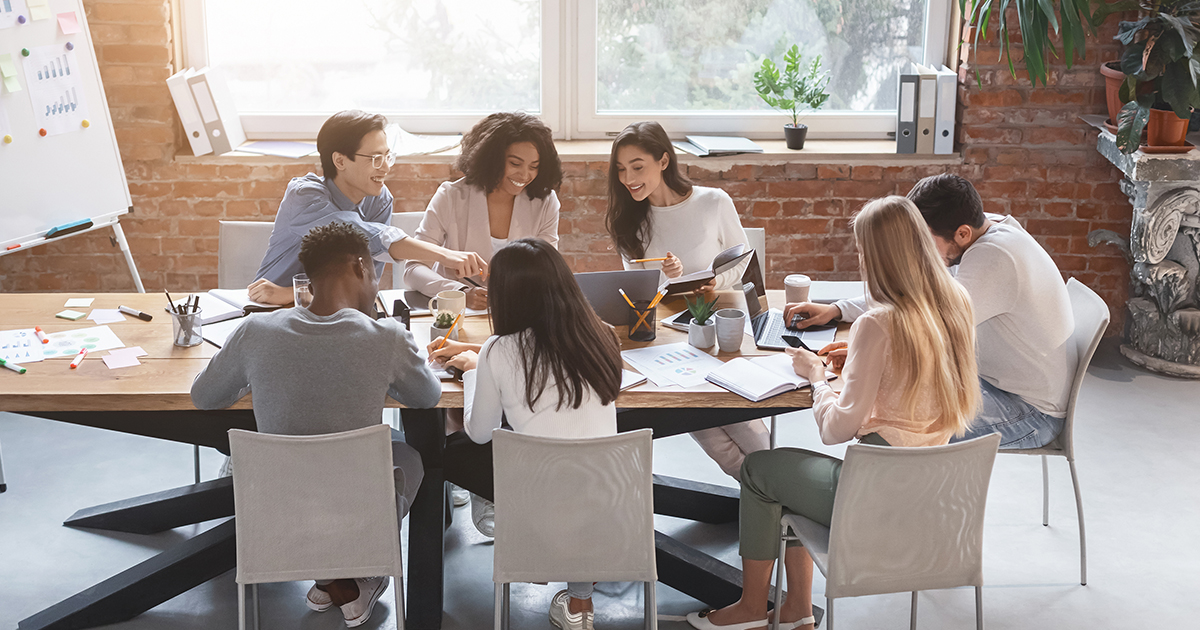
[402,178,560,296]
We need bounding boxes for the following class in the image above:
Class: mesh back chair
[229,425,405,630]
[1000,277,1109,585]
[491,429,657,630]
[390,212,427,289]
[771,434,1001,630]
[218,221,276,290]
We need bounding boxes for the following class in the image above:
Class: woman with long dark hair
[606,121,769,481]
[434,237,622,630]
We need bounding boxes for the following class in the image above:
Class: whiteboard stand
[1,214,145,293]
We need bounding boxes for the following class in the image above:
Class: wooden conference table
[0,290,842,630]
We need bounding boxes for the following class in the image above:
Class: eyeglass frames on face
[355,152,396,169]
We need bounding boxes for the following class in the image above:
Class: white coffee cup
[785,274,811,304]
[714,308,746,353]
[428,289,467,316]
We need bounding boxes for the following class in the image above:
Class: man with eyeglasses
[249,109,487,305]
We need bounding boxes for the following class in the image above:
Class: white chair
[491,428,657,630]
[771,434,1001,630]
[229,425,405,630]
[1000,277,1109,585]
[218,221,276,289]
[390,212,427,289]
[743,227,767,282]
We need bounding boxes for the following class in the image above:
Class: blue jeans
[953,379,1064,449]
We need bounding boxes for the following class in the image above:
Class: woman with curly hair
[402,111,563,310]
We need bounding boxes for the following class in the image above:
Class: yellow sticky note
[0,54,15,78]
[3,76,20,93]
[30,5,52,20]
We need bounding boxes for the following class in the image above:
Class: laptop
[574,269,662,326]
[742,283,838,351]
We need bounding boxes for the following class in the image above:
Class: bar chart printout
[0,0,30,30]
[22,45,89,135]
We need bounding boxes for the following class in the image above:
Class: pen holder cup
[628,301,657,342]
[171,309,203,347]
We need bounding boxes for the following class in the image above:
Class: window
[181,0,950,140]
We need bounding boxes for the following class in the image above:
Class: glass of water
[293,273,313,309]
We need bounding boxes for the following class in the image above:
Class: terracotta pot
[1100,61,1125,125]
[1147,107,1190,147]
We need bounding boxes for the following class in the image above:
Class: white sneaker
[471,494,494,538]
[549,589,594,630]
[340,576,389,628]
[305,583,332,612]
[450,484,470,508]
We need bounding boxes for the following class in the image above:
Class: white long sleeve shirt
[462,333,617,443]
[621,186,751,291]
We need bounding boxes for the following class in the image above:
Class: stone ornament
[1131,187,1198,264]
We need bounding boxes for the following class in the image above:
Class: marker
[6,244,19,251]
[34,326,48,344]
[70,348,88,369]
[0,358,26,374]
[118,305,153,322]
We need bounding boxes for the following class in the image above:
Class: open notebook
[167,289,280,326]
[706,352,835,402]
[662,244,754,295]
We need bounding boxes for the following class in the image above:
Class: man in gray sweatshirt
[786,174,1075,449]
[192,221,441,627]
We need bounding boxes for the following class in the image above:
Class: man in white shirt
[786,174,1075,449]
[249,109,486,305]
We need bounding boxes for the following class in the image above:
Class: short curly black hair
[299,221,372,279]
[454,112,561,199]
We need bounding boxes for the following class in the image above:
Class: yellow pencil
[618,288,637,309]
[630,256,669,263]
[647,289,666,310]
[436,312,464,350]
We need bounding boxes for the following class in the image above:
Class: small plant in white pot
[685,294,719,349]
[753,45,830,150]
[431,311,458,342]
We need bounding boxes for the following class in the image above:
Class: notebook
[684,135,765,156]
[167,289,281,326]
[621,369,648,391]
[706,353,833,402]
[663,244,755,295]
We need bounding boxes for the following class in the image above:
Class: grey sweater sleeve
[387,324,443,409]
[190,321,253,410]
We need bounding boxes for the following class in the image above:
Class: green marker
[0,358,27,374]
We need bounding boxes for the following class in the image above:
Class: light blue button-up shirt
[255,173,401,285]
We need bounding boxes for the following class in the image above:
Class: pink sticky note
[109,346,148,358]
[102,353,141,369]
[57,11,80,35]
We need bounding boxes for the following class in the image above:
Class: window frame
[180,0,952,141]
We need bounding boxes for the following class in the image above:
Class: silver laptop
[574,269,661,325]
[743,283,838,351]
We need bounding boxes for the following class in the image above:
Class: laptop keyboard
[751,310,789,348]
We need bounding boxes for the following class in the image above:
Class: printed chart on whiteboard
[0,0,30,30]
[22,45,89,135]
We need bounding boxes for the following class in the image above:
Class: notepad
[621,369,648,391]
[662,244,754,295]
[706,353,833,402]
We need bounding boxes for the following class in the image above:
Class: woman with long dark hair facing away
[606,120,768,481]
[403,111,563,310]
[687,196,980,630]
[433,238,623,630]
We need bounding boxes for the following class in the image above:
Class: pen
[630,257,669,263]
[436,313,464,351]
[118,305,153,322]
[0,358,26,374]
[462,277,484,289]
[70,348,88,369]
[165,290,179,314]
[191,295,200,314]
[34,326,49,344]
[618,288,637,309]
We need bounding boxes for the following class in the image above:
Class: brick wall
[0,1,1132,331]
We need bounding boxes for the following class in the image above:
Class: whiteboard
[0,0,131,250]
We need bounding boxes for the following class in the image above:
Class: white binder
[167,68,212,156]
[934,65,957,155]
[186,67,245,156]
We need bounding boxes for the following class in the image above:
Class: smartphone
[782,335,814,353]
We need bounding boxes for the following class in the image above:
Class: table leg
[652,474,739,524]
[63,478,234,535]
[401,408,446,630]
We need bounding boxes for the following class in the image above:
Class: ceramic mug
[715,308,746,353]
[784,274,811,304]
[428,289,467,316]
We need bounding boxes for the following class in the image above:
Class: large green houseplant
[753,45,830,150]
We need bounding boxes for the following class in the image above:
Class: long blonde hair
[853,196,979,436]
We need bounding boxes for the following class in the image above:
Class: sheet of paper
[385,124,462,156]
[799,325,837,347]
[64,297,94,307]
[414,325,456,379]
[87,309,125,325]
[0,1,30,30]
[108,346,147,358]
[621,342,725,389]
[0,328,45,364]
[42,325,124,358]
[56,11,79,34]
[237,140,317,159]
[102,353,141,369]
[22,45,89,135]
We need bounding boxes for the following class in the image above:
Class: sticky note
[30,6,51,20]
[87,309,125,325]
[3,76,20,93]
[64,297,94,307]
[57,11,80,34]
[56,309,87,321]
[0,54,16,78]
[102,353,141,369]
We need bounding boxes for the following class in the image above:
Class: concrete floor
[1,339,1197,630]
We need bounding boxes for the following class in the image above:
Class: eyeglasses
[355,152,396,169]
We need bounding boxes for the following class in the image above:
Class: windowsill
[174,139,962,165]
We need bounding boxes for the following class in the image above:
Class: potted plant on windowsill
[753,45,830,150]
[1113,0,1200,154]
[685,294,719,349]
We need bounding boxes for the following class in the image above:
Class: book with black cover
[662,244,755,295]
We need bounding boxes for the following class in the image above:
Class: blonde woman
[687,196,980,630]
